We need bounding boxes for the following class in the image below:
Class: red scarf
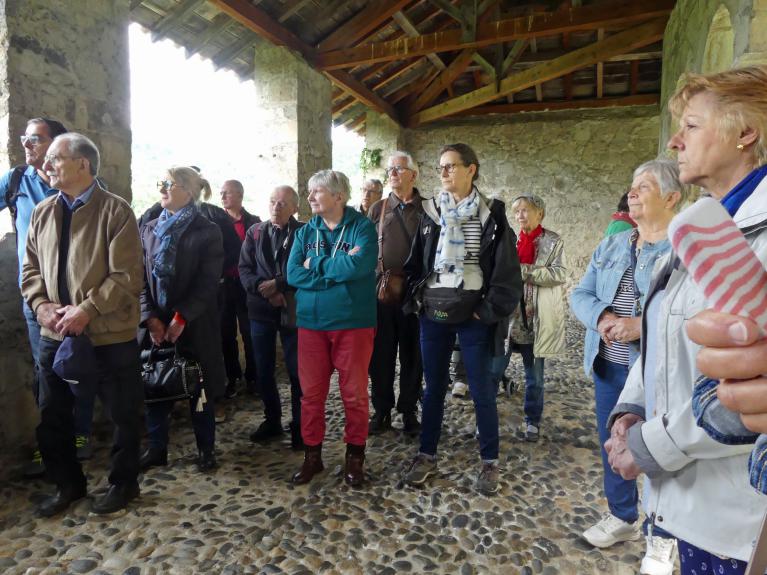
[517,225,543,264]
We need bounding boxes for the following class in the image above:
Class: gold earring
[737,144,745,150]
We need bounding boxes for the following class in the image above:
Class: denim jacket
[570,229,670,377]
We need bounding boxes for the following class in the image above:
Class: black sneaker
[368,412,392,435]
[37,483,87,518]
[139,447,168,471]
[197,450,217,472]
[402,412,421,436]
[249,421,284,442]
[91,483,139,515]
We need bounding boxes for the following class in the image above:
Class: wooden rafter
[407,49,475,114]
[449,94,659,117]
[500,40,528,76]
[371,58,422,91]
[596,28,605,98]
[316,0,413,52]
[152,0,203,40]
[185,13,231,58]
[391,11,445,71]
[316,0,674,70]
[630,59,639,94]
[213,32,257,69]
[325,70,401,122]
[408,16,667,126]
[277,0,314,23]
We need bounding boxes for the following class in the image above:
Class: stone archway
[702,4,735,74]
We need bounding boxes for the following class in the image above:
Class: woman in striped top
[570,159,684,569]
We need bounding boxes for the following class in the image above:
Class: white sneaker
[452,380,468,397]
[640,535,676,575]
[582,514,640,548]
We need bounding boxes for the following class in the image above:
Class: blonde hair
[668,66,767,166]
[167,166,212,205]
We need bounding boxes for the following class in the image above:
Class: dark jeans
[37,337,143,490]
[250,320,301,428]
[220,277,256,384]
[369,302,422,416]
[519,343,545,426]
[419,316,498,460]
[146,395,216,454]
[593,355,638,523]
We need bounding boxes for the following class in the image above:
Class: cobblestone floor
[0,322,647,574]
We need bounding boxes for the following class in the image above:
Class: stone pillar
[738,0,767,66]
[364,110,404,184]
[251,38,332,220]
[0,0,132,477]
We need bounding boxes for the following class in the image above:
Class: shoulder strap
[6,165,25,233]
[377,198,388,273]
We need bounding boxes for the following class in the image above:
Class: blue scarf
[720,165,767,216]
[434,188,480,274]
[152,203,198,308]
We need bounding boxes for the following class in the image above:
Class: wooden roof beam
[316,0,674,70]
[277,0,314,23]
[213,32,257,69]
[152,0,204,40]
[316,0,414,52]
[407,49,475,114]
[392,11,446,71]
[325,70,401,123]
[408,16,667,126]
[449,94,659,117]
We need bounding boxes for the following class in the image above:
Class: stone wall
[404,106,660,279]
[365,110,404,183]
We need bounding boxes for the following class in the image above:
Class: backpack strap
[5,165,25,234]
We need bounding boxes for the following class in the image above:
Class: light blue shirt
[57,180,97,210]
[0,165,58,285]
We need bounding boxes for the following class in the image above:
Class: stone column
[251,38,332,220]
[364,110,404,183]
[738,0,767,66]
[0,0,132,477]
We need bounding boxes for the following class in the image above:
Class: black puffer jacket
[403,193,523,353]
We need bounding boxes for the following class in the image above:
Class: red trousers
[298,327,375,447]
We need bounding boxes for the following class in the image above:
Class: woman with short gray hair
[570,158,684,571]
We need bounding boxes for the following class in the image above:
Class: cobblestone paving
[0,322,646,574]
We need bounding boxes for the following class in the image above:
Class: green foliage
[359,147,383,175]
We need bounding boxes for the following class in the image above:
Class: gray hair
[273,184,299,207]
[633,158,689,212]
[308,170,351,204]
[389,150,419,177]
[363,178,383,192]
[512,194,546,218]
[223,179,244,195]
[55,133,100,176]
[167,166,211,206]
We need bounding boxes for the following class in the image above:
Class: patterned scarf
[152,203,198,308]
[434,189,480,274]
[517,224,543,265]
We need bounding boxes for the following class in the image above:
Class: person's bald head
[270,185,299,227]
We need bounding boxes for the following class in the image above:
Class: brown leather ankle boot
[344,443,365,487]
[291,443,323,485]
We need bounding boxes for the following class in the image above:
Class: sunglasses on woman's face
[157,180,177,191]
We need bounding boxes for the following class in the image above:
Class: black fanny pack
[422,287,482,324]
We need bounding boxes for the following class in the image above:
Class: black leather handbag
[141,346,203,404]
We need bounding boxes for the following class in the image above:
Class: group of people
[4,64,767,575]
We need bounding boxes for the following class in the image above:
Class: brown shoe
[344,443,365,487]
[291,444,323,485]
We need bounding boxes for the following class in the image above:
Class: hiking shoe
[225,379,239,399]
[402,453,437,486]
[249,420,284,442]
[524,424,539,442]
[451,380,468,398]
[91,483,139,515]
[402,412,421,436]
[75,435,93,461]
[582,514,640,548]
[214,404,227,424]
[640,535,677,575]
[368,412,392,435]
[476,462,499,495]
[23,449,45,478]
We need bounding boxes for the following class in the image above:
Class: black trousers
[220,277,256,385]
[368,302,423,415]
[37,337,143,490]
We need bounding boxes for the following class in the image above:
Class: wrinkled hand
[258,279,279,299]
[146,317,167,346]
[164,318,185,344]
[349,245,361,256]
[604,317,641,344]
[37,303,63,331]
[687,310,767,433]
[610,413,643,441]
[268,293,287,308]
[597,310,619,346]
[55,305,90,336]
[303,257,311,269]
[605,435,641,480]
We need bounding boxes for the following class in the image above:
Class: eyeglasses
[435,163,465,175]
[385,166,412,176]
[43,154,76,165]
[157,180,177,190]
[20,135,48,147]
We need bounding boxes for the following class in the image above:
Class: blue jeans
[519,343,545,426]
[24,299,94,437]
[145,397,216,454]
[419,316,498,460]
[593,355,638,523]
[250,320,301,428]
[490,350,511,386]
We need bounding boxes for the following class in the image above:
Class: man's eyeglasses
[157,180,177,190]
[44,154,76,165]
[385,166,412,176]
[435,163,465,175]
[20,135,48,147]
